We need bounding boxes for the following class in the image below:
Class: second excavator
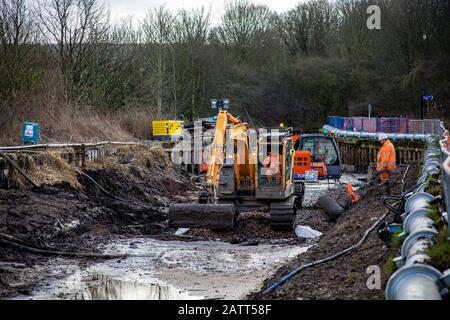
[169,102,302,230]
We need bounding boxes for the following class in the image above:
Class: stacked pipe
[322,125,430,142]
[385,139,450,300]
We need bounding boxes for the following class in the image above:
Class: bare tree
[276,0,337,57]
[142,5,175,118]
[36,0,109,102]
[0,0,35,98]
[174,8,211,118]
[218,0,270,59]
[78,17,144,109]
[275,5,310,56]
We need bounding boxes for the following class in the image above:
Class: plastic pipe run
[444,156,450,235]
[322,125,431,141]
[386,138,450,300]
[403,192,434,218]
[439,130,450,236]
[323,123,450,299]
[386,265,448,300]
[401,208,436,237]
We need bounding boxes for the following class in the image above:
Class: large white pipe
[386,127,450,300]
[386,264,445,300]
[443,156,450,235]
[403,192,434,218]
[402,208,436,236]
[322,125,431,141]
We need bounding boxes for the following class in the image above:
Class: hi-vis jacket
[376,140,397,172]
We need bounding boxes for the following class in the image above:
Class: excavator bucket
[168,203,236,230]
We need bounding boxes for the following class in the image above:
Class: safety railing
[0,141,145,152]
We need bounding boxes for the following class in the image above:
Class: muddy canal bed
[13,238,308,300]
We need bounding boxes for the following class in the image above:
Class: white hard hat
[378,133,388,141]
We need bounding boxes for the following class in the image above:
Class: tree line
[1,0,449,133]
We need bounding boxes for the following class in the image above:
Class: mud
[0,148,195,298]
[249,166,419,300]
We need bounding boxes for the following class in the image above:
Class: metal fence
[410,119,444,135]
[328,116,443,135]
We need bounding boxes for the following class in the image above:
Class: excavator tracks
[269,196,297,230]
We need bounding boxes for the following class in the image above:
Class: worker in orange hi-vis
[375,133,397,195]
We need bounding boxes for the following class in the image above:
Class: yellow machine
[152,120,183,141]
[169,109,302,230]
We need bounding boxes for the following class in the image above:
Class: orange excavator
[169,107,300,230]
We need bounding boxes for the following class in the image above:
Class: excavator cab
[293,134,342,180]
[299,134,342,179]
[256,134,295,199]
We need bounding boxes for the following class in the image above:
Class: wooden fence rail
[336,138,424,173]
[0,141,159,189]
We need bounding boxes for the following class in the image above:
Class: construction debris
[294,226,322,239]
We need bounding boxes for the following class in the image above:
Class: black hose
[0,232,127,259]
[74,168,163,214]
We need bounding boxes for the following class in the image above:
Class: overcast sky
[106,0,303,22]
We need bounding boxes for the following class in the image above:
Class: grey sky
[106,0,303,22]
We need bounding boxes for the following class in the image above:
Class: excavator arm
[168,110,239,230]
[206,110,240,187]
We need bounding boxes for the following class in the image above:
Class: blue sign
[423,95,433,101]
[22,122,40,145]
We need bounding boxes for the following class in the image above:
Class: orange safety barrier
[346,183,360,203]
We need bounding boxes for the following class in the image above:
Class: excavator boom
[169,110,241,229]
[206,110,240,187]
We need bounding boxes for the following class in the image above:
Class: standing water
[18,238,308,300]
